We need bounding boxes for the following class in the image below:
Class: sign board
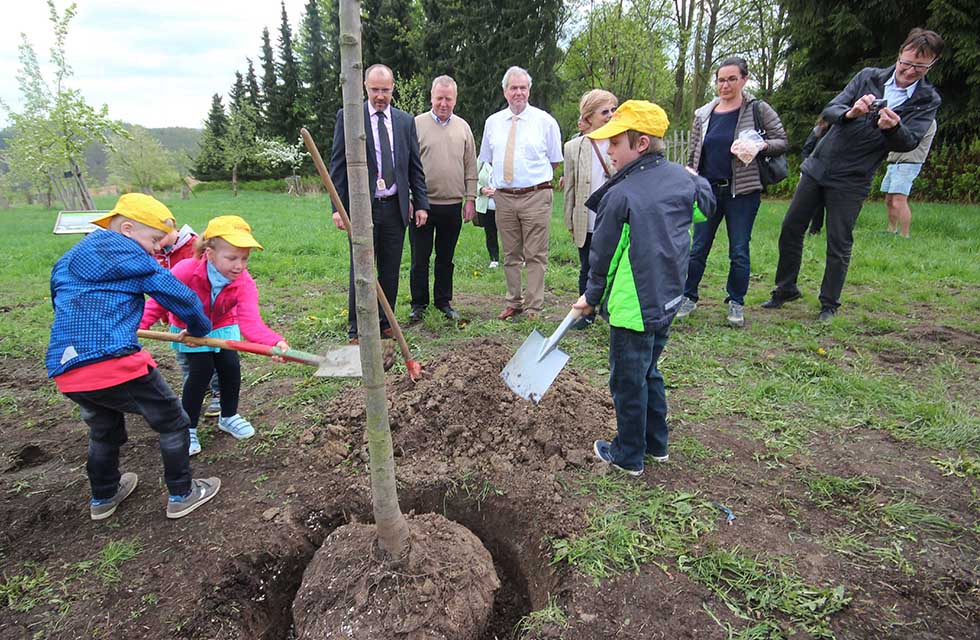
[53,210,107,235]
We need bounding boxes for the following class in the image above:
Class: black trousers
[182,348,241,428]
[409,202,462,309]
[772,173,865,311]
[481,208,499,262]
[65,367,191,499]
[348,197,406,337]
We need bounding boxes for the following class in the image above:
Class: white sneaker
[489,260,499,269]
[727,301,745,327]
[675,296,697,319]
[188,428,201,456]
[218,414,255,439]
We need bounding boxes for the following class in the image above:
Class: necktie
[503,115,518,183]
[376,111,395,188]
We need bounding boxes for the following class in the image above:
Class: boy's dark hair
[626,130,666,154]
[716,56,749,78]
[900,28,944,59]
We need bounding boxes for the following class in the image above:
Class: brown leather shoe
[348,337,359,345]
[498,306,523,321]
[381,327,394,339]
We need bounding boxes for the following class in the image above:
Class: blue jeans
[684,188,761,305]
[607,325,670,471]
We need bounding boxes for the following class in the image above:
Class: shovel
[502,307,582,403]
[300,127,423,381]
[136,329,362,378]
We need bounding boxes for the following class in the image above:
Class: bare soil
[1,320,978,639]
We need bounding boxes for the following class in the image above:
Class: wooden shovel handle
[136,329,322,367]
[300,127,414,365]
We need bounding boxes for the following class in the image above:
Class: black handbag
[752,100,788,185]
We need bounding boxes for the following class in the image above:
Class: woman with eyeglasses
[563,89,618,330]
[676,56,788,327]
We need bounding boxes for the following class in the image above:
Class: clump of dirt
[292,512,500,639]
[312,338,616,489]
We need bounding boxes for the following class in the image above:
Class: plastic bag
[731,129,765,165]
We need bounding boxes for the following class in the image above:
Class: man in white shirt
[479,66,563,320]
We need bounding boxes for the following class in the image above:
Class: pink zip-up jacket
[140,255,283,346]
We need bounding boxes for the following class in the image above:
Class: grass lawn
[1,188,978,638]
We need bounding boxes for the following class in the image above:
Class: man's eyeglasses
[898,58,935,71]
[367,87,393,95]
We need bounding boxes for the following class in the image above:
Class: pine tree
[229,71,247,112]
[193,94,229,180]
[245,58,262,111]
[259,27,279,136]
[276,0,304,140]
[361,0,418,81]
[300,0,338,148]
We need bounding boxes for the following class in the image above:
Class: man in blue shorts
[881,119,936,238]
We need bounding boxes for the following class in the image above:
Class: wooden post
[338,0,408,557]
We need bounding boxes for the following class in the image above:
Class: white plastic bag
[731,129,765,165]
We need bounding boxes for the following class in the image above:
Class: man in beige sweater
[410,75,478,322]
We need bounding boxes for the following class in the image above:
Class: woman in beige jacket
[563,89,618,329]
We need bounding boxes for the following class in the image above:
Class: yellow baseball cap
[92,193,177,233]
[588,100,670,140]
[203,215,263,250]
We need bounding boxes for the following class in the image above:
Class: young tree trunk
[232,163,239,197]
[338,0,409,558]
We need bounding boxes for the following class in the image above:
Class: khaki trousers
[494,189,552,313]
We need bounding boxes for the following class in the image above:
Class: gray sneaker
[727,301,745,327]
[675,296,697,319]
[166,477,221,519]
[90,472,139,521]
[204,393,221,417]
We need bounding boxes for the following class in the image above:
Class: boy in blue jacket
[46,194,221,520]
[573,101,715,476]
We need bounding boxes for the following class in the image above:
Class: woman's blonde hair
[194,236,222,259]
[578,89,618,120]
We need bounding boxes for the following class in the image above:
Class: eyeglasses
[367,87,393,95]
[716,75,742,85]
[598,107,615,116]
[898,58,935,71]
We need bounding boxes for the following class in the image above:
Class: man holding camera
[763,28,943,321]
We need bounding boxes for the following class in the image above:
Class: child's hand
[271,340,290,363]
[572,294,593,318]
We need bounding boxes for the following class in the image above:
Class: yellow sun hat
[203,215,263,250]
[91,193,177,233]
[588,100,670,140]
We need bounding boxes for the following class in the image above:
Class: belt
[373,194,397,202]
[710,179,730,189]
[496,181,554,195]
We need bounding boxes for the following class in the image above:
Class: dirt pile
[312,339,617,486]
[292,512,500,639]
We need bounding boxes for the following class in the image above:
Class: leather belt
[373,194,397,202]
[496,181,554,195]
[710,179,730,189]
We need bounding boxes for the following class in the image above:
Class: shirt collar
[430,110,451,126]
[372,104,392,119]
[885,72,918,99]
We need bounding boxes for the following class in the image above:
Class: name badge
[376,178,387,191]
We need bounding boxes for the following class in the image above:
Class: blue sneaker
[593,440,642,476]
[188,428,201,456]
[218,414,255,440]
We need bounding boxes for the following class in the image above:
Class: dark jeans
[182,349,241,428]
[348,197,406,337]
[607,325,670,471]
[772,173,864,310]
[65,367,192,499]
[577,232,596,321]
[684,187,761,305]
[175,350,220,395]
[409,202,462,309]
[481,209,499,262]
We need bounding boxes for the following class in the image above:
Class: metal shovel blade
[314,345,363,377]
[501,308,581,403]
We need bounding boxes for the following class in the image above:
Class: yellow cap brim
[587,120,630,140]
[217,232,263,250]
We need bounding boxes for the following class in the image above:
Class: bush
[193,176,323,193]
[913,136,980,203]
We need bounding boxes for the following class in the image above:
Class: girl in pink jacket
[142,215,288,453]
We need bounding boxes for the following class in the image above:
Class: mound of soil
[313,339,616,492]
[292,512,500,639]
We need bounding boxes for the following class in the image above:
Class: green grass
[98,539,142,584]
[514,594,569,639]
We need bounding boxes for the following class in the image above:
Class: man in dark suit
[330,64,430,341]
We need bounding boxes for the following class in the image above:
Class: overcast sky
[1,0,307,129]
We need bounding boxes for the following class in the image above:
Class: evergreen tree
[276,1,304,140]
[193,94,229,180]
[245,58,262,111]
[229,71,247,112]
[361,0,419,81]
[300,0,337,148]
[259,27,279,136]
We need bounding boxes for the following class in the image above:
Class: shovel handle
[136,329,323,367]
[300,127,416,370]
[537,306,583,361]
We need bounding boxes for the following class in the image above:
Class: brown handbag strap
[589,138,612,178]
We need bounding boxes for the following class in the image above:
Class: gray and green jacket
[584,153,716,332]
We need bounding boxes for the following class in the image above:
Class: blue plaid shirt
[46,229,211,377]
